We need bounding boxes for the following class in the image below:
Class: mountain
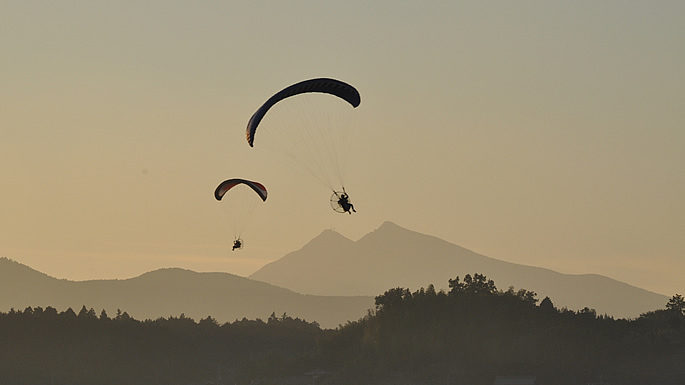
[250,221,668,319]
[0,257,372,329]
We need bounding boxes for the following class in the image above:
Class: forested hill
[0,257,373,328]
[250,221,668,318]
[1,273,684,385]
[319,274,685,385]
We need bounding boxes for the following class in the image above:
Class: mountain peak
[248,228,355,287]
[379,221,401,230]
[306,228,353,248]
[319,227,349,237]
[360,221,411,239]
[359,221,431,245]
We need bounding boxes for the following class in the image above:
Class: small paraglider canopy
[215,179,268,202]
[214,179,268,251]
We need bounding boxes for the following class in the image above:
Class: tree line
[318,274,685,385]
[1,273,683,385]
[0,307,324,385]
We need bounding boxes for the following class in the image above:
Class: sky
[2,1,683,297]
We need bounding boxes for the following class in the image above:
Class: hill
[0,257,372,329]
[250,221,668,318]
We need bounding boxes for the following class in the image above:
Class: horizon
[1,221,673,301]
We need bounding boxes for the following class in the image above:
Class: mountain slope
[250,222,668,319]
[0,258,372,328]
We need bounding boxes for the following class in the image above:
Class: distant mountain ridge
[250,221,668,319]
[0,257,372,329]
[1,222,669,324]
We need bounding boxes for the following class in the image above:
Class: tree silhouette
[448,273,497,295]
[666,294,685,315]
[539,296,556,313]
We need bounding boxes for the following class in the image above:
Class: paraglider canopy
[215,179,268,202]
[246,78,361,147]
[214,179,268,250]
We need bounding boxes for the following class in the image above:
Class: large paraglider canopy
[214,178,268,250]
[246,78,361,147]
[245,78,360,211]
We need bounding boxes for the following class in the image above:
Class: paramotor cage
[330,191,353,214]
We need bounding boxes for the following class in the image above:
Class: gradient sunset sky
[2,1,683,297]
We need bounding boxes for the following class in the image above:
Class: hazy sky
[2,1,683,297]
